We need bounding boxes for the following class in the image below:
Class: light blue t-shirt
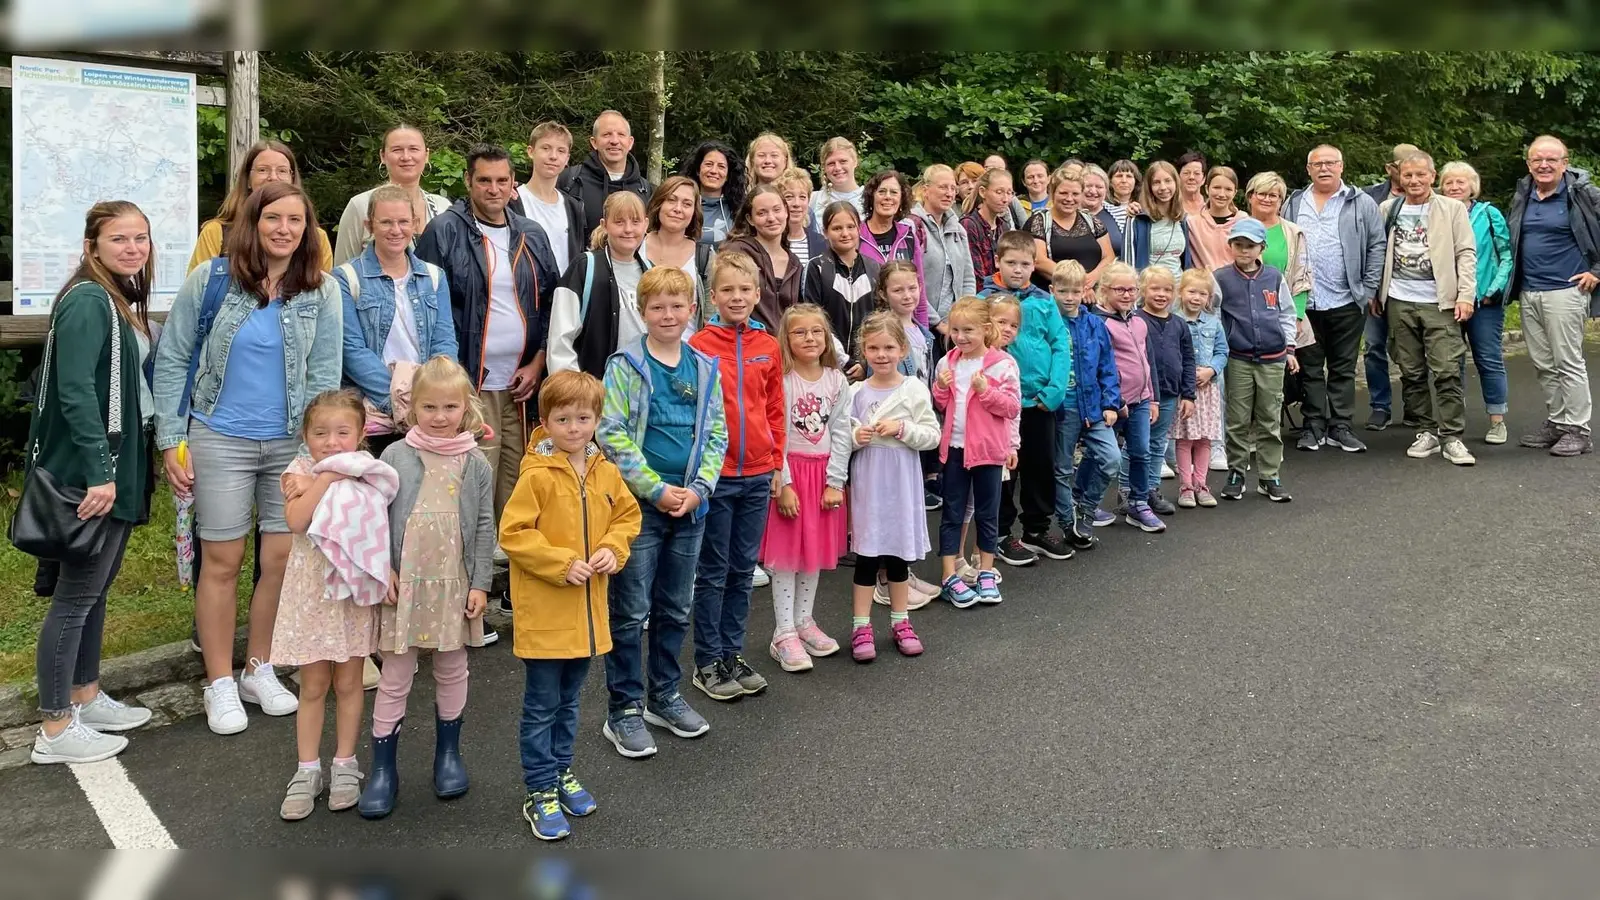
[195,302,291,440]
[642,348,699,487]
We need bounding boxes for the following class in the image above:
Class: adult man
[1507,134,1600,456]
[983,153,1007,170]
[1285,144,1385,452]
[557,110,653,238]
[1359,143,1421,429]
[1373,152,1478,466]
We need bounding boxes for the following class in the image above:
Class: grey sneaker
[726,655,768,695]
[1324,424,1368,453]
[1406,432,1441,458]
[1485,421,1508,445]
[1441,437,1476,466]
[1519,419,1562,449]
[30,712,128,765]
[280,766,325,821]
[692,661,743,702]
[1296,425,1325,451]
[643,692,711,738]
[328,760,362,811]
[75,691,153,733]
[1549,426,1594,457]
[601,706,659,758]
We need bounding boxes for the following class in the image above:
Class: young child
[933,298,1022,607]
[950,294,1024,581]
[877,261,933,382]
[1050,261,1123,543]
[548,191,652,376]
[500,371,642,841]
[803,200,879,380]
[687,252,786,701]
[1172,269,1227,507]
[1131,266,1196,517]
[808,136,865,225]
[1211,217,1298,502]
[273,390,392,821]
[358,356,496,820]
[846,311,942,661]
[762,304,853,672]
[597,266,727,759]
[1092,262,1164,533]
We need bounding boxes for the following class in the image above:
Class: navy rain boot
[358,718,401,819]
[433,707,469,799]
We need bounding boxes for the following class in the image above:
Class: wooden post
[225,51,259,188]
[647,51,667,185]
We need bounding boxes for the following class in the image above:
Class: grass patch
[0,473,250,685]
[1505,304,1521,332]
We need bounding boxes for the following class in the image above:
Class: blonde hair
[1439,161,1481,198]
[775,166,813,196]
[365,182,419,228]
[406,355,488,438]
[709,249,760,290]
[528,120,572,149]
[1096,261,1139,304]
[301,388,367,445]
[988,294,1022,335]
[1139,265,1176,309]
[777,303,840,372]
[1244,171,1288,201]
[1051,259,1087,292]
[874,260,921,309]
[589,191,647,251]
[857,309,909,357]
[817,136,857,168]
[745,132,793,188]
[1178,267,1215,297]
[946,296,996,349]
[1048,166,1085,199]
[538,369,605,421]
[914,163,955,206]
[637,266,695,314]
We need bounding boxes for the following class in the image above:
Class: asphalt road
[4,351,1599,853]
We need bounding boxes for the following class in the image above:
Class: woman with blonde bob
[1439,160,1514,443]
[1025,167,1113,290]
[746,132,793,190]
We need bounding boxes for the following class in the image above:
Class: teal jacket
[1468,199,1513,304]
[979,277,1071,411]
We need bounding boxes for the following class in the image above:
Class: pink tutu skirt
[760,453,848,571]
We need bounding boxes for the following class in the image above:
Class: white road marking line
[69,758,178,849]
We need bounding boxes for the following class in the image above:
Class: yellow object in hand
[176,440,188,468]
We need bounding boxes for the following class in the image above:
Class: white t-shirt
[949,357,984,448]
[789,235,812,275]
[612,256,647,351]
[382,280,422,365]
[1388,202,1438,304]
[516,185,572,276]
[479,223,525,392]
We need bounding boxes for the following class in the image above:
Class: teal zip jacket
[1468,199,1513,304]
[978,276,1072,411]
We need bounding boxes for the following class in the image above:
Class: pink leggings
[1175,439,1212,491]
[372,648,468,738]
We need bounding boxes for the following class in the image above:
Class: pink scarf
[404,425,486,456]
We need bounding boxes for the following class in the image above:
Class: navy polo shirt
[1521,181,1588,291]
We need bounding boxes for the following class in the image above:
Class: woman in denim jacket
[153,181,343,738]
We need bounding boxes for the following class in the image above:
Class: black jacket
[549,248,653,378]
[1506,168,1600,315]
[557,151,654,239]
[413,199,560,390]
[508,188,587,276]
[802,250,880,368]
[1138,309,1196,402]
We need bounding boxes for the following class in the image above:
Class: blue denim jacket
[335,246,458,412]
[153,262,343,450]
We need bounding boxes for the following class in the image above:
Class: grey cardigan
[379,441,496,593]
[911,202,978,325]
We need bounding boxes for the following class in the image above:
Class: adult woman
[332,124,451,266]
[26,202,158,764]
[335,183,458,452]
[189,140,333,273]
[1176,150,1208,217]
[1026,168,1113,290]
[679,140,745,247]
[641,174,715,321]
[910,164,977,330]
[858,169,930,326]
[1081,164,1125,260]
[961,167,1017,280]
[745,132,792,190]
[1245,172,1312,315]
[720,182,801,330]
[1106,159,1141,234]
[1185,165,1245,271]
[1441,160,1514,444]
[954,161,985,208]
[1123,161,1193,278]
[154,181,343,737]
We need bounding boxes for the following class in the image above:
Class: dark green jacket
[26,282,151,524]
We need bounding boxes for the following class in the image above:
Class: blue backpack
[176,257,234,418]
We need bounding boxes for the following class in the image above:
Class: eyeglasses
[1529,157,1567,166]
[1308,161,1342,169]
[1108,286,1138,295]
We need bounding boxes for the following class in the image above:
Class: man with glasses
[1507,134,1600,456]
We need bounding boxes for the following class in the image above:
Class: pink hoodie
[932,347,1022,467]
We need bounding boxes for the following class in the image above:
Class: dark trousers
[998,407,1057,537]
[1301,303,1365,429]
[36,521,132,714]
[852,555,910,586]
[691,473,770,668]
[519,657,591,793]
[938,448,1002,556]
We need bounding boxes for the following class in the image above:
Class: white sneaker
[239,660,298,716]
[31,711,128,765]
[204,677,249,735]
[905,573,941,610]
[1441,437,1476,466]
[872,579,934,610]
[751,566,770,588]
[1209,443,1228,471]
[1160,461,1176,479]
[1406,432,1442,458]
[75,691,153,733]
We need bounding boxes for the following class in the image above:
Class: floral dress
[379,448,473,654]
[269,456,379,666]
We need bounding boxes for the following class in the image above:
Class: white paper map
[10,55,198,314]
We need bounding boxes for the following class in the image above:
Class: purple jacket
[859,218,930,327]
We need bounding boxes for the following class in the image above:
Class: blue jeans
[1462,303,1509,416]
[519,657,591,793]
[692,474,770,668]
[1364,311,1392,413]
[606,504,704,714]
[1113,399,1152,503]
[939,447,1002,556]
[1054,404,1120,525]
[1120,397,1172,499]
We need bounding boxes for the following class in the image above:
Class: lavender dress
[848,384,931,561]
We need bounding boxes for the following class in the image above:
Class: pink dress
[760,369,850,571]
[270,456,379,666]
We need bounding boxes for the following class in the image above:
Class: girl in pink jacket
[932,297,1022,607]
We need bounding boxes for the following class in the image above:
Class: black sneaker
[1148,492,1177,516]
[1365,408,1391,431]
[1219,470,1247,501]
[1257,478,1293,502]
[1296,424,1324,451]
[1066,511,1097,551]
[692,661,743,702]
[995,536,1039,567]
[1020,531,1074,561]
[1323,423,1367,453]
[476,622,500,646]
[923,489,943,511]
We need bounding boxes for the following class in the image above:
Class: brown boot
[1519,419,1562,449]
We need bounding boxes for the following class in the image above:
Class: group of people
[21,103,1600,844]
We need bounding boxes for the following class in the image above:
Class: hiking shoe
[851,624,877,662]
[239,660,298,716]
[726,655,767,695]
[1160,461,1177,479]
[1090,507,1116,527]
[204,677,248,735]
[1550,426,1594,457]
[1220,471,1247,501]
[523,789,570,841]
[955,558,981,584]
[75,691,152,733]
[1366,408,1391,431]
[1020,531,1074,561]
[1485,421,1508,445]
[328,760,362,812]
[906,573,942,608]
[1209,442,1228,471]
[1196,487,1218,508]
[769,631,813,672]
[1520,420,1562,449]
[643,692,710,738]
[280,766,324,821]
[996,536,1038,567]
[1406,432,1441,458]
[30,712,128,765]
[1442,438,1476,466]
[890,620,924,656]
[975,569,1003,604]
[942,574,979,609]
[602,706,659,758]
[1296,425,1324,451]
[1177,488,1197,509]
[1324,424,1368,453]
[1124,502,1166,533]
[692,661,743,702]
[796,618,839,657]
[1148,492,1177,516]
[557,769,597,817]
[923,489,943,511]
[1257,478,1293,502]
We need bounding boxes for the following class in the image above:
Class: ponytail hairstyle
[588,190,648,251]
[405,354,489,439]
[945,296,997,350]
[59,200,154,336]
[873,260,921,310]
[914,163,955,207]
[745,132,793,189]
[856,309,910,360]
[729,182,785,239]
[962,166,1014,215]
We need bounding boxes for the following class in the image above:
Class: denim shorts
[188,419,299,541]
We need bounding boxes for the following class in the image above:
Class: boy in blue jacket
[1049,261,1123,547]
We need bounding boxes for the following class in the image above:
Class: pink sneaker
[768,631,813,672]
[890,619,924,656]
[796,618,839,657]
[850,625,876,663]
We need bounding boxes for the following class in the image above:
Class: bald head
[591,110,634,173]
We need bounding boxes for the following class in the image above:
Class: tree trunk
[225,52,260,190]
[647,50,667,185]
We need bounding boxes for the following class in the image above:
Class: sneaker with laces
[280,766,324,821]
[1520,419,1561,449]
[1406,432,1441,458]
[239,660,298,716]
[31,712,128,765]
[906,573,942,607]
[557,768,597,816]
[1020,531,1074,561]
[1441,437,1476,466]
[204,676,248,735]
[1219,470,1247,501]
[643,692,710,738]
[75,691,152,733]
[956,558,981,584]
[1257,478,1293,502]
[1366,408,1391,431]
[1177,488,1197,509]
[1209,443,1229,471]
[769,631,813,672]
[751,566,770,588]
[1067,510,1097,550]
[851,624,876,662]
[996,536,1038,567]
[796,618,839,657]
[523,789,570,841]
[1196,487,1218,508]
[890,619,924,656]
[1090,507,1116,527]
[1324,424,1368,452]
[975,569,1003,604]
[692,661,743,702]
[1124,502,1166,532]
[1550,426,1594,457]
[328,760,362,812]
[726,655,768,695]
[942,573,979,609]
[1296,424,1325,451]
[1485,421,1508,445]
[602,706,659,758]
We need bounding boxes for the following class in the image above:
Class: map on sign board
[10,55,198,315]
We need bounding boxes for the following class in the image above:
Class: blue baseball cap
[1227,217,1267,245]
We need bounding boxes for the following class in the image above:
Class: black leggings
[853,555,909,587]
